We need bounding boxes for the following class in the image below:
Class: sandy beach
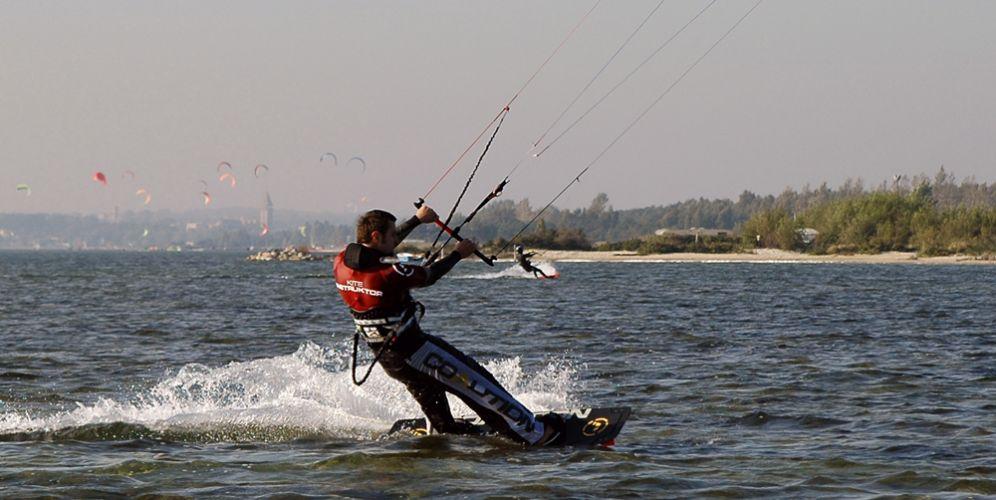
[527,248,996,265]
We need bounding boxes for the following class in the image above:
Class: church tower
[261,192,274,229]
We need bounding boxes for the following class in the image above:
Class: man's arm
[401,239,475,288]
[423,251,462,286]
[395,216,422,243]
[392,247,469,288]
[394,205,438,246]
[424,239,476,285]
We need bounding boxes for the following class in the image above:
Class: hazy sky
[2,0,994,217]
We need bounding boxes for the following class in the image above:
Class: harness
[350,301,425,386]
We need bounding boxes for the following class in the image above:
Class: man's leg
[530,265,550,279]
[403,333,546,445]
[377,347,478,435]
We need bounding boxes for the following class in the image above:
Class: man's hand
[455,239,478,259]
[416,205,438,224]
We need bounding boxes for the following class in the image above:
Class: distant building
[261,192,274,229]
[655,228,732,237]
[219,219,243,230]
[797,228,820,245]
[654,227,733,244]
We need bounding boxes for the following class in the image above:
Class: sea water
[0,251,993,497]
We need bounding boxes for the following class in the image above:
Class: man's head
[356,209,398,253]
[515,244,524,253]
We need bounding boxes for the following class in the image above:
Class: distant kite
[217,161,232,173]
[142,228,149,238]
[16,184,31,196]
[259,224,269,237]
[135,188,152,205]
[347,156,366,172]
[254,164,269,178]
[199,179,209,190]
[219,172,236,188]
[201,191,212,206]
[320,153,338,165]
[122,170,136,181]
[92,172,108,186]
[299,225,307,238]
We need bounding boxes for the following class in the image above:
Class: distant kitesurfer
[514,244,550,279]
[333,206,562,446]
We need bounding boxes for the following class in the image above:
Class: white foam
[458,262,559,280]
[0,341,579,439]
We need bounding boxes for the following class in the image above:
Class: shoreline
[3,247,994,264]
[529,249,996,265]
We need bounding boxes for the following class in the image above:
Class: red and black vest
[333,243,460,341]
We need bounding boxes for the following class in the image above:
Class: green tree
[741,208,800,249]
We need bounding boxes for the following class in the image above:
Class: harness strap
[350,302,425,386]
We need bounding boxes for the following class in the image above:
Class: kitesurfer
[333,206,561,446]
[514,244,550,279]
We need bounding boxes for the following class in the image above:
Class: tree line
[743,182,996,255]
[437,168,995,254]
[3,168,993,253]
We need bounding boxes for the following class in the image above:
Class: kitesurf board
[387,407,630,447]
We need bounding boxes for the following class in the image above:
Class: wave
[727,410,848,429]
[0,342,579,443]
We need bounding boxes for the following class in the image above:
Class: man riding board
[514,244,550,279]
[333,205,561,445]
